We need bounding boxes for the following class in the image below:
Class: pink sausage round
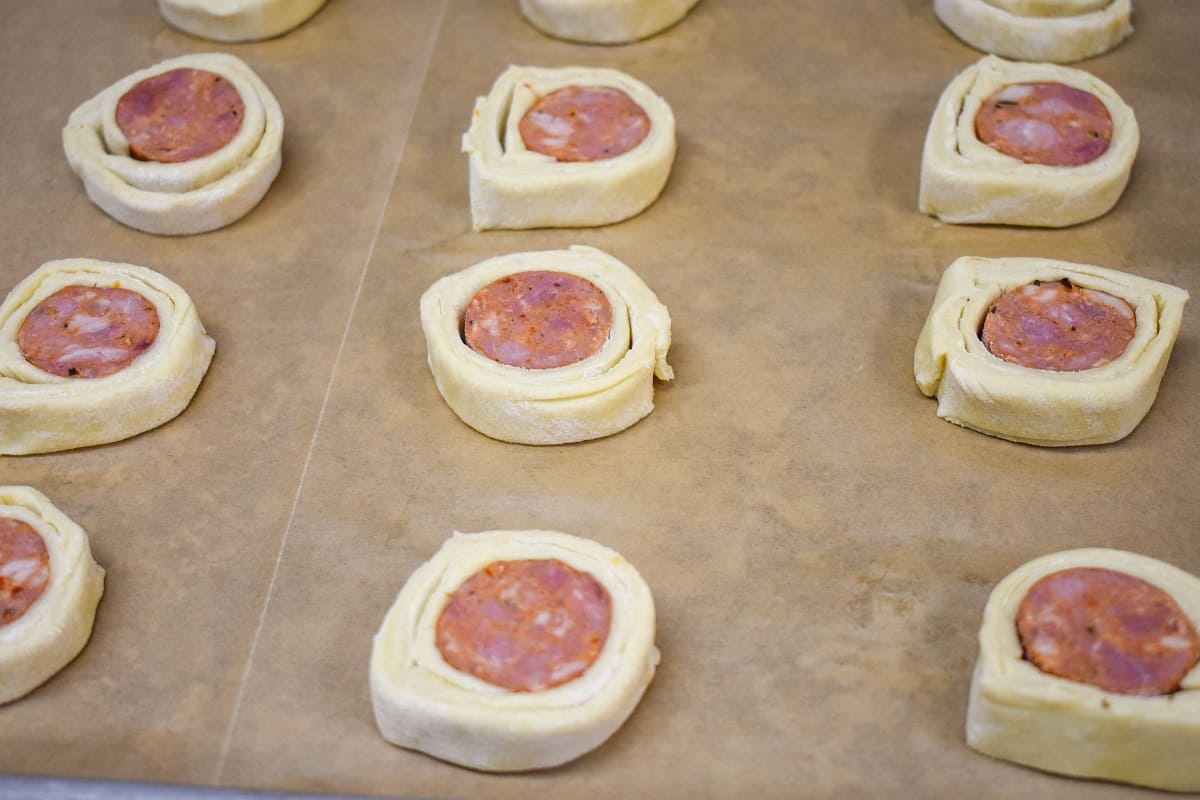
[0,517,51,627]
[519,85,651,162]
[116,68,244,163]
[975,82,1113,167]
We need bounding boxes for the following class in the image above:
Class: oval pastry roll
[462,65,675,230]
[0,486,105,705]
[0,259,215,455]
[913,257,1187,446]
[421,246,672,445]
[968,548,1200,791]
[519,0,701,44]
[159,0,328,42]
[933,0,1133,63]
[918,56,1137,228]
[371,529,659,772]
[62,53,283,235]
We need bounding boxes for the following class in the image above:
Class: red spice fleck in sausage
[519,85,650,162]
[1017,567,1200,696]
[0,518,51,627]
[463,270,613,369]
[975,82,1113,167]
[116,68,244,163]
[435,559,612,692]
[18,285,160,379]
[981,279,1134,371]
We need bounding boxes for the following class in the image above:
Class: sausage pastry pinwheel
[159,0,328,42]
[519,0,701,44]
[934,0,1133,63]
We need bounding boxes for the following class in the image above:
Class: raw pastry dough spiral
[0,259,215,455]
[0,486,105,705]
[371,529,659,772]
[913,257,1188,446]
[159,0,328,42]
[463,65,676,230]
[519,0,701,44]
[933,0,1133,63]
[63,53,284,236]
[421,246,673,445]
[969,548,1200,791]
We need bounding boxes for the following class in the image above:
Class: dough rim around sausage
[518,0,701,44]
[913,256,1188,446]
[421,246,673,445]
[918,56,1138,227]
[933,0,1132,63]
[63,53,283,236]
[969,548,1200,791]
[463,65,676,230]
[0,259,216,455]
[0,486,105,705]
[158,0,328,42]
[370,529,659,772]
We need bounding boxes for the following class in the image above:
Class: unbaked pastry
[919,56,1137,227]
[371,529,658,772]
[159,0,328,42]
[421,246,672,445]
[933,0,1133,62]
[63,53,284,236]
[0,486,105,705]
[0,259,216,455]
[519,0,701,44]
[968,547,1200,791]
[463,65,675,230]
[914,256,1188,446]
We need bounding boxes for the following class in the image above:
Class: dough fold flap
[519,0,701,44]
[968,548,1200,791]
[933,0,1132,62]
[919,56,1137,228]
[0,259,215,455]
[913,256,1187,446]
[420,246,673,445]
[0,486,105,705]
[462,65,676,230]
[62,53,283,235]
[370,529,659,772]
[158,0,328,42]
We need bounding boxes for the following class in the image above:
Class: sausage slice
[519,85,651,162]
[975,82,1113,167]
[116,68,244,163]
[0,517,51,627]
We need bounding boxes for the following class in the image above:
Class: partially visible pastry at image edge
[933,0,1133,63]
[463,65,675,230]
[914,256,1187,446]
[371,529,659,772]
[420,245,673,445]
[519,0,701,44]
[0,486,105,705]
[0,259,215,455]
[159,0,328,42]
[969,548,1200,791]
[63,52,283,235]
[919,56,1137,228]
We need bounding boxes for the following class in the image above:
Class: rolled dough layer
[933,0,1132,62]
[519,0,701,44]
[159,0,328,42]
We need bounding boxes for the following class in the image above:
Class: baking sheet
[2,0,1199,797]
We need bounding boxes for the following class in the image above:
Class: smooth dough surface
[933,0,1132,62]
[63,53,284,235]
[0,486,105,705]
[371,529,659,772]
[919,56,1137,227]
[159,0,328,42]
[519,0,701,43]
[913,256,1187,446]
[969,548,1200,791]
[0,259,215,455]
[421,246,673,445]
[463,65,676,230]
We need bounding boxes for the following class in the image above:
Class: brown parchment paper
[2,0,1199,797]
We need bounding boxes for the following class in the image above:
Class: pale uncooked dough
[463,65,676,230]
[159,0,328,42]
[519,0,701,44]
[0,486,105,705]
[914,256,1188,446]
[371,529,659,772]
[919,56,1138,228]
[421,246,673,445]
[63,53,284,236]
[969,548,1200,792]
[0,259,216,455]
[933,0,1132,62]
